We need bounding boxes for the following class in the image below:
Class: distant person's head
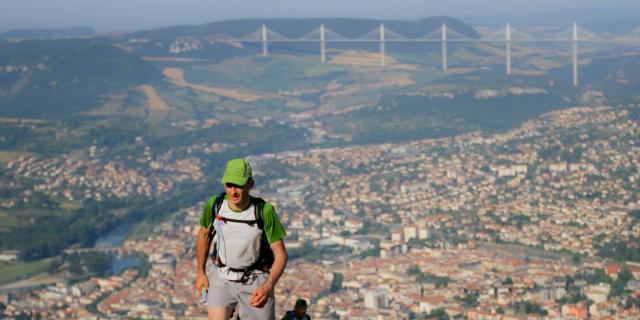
[221,159,254,209]
[294,299,308,316]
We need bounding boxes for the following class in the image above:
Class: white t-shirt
[213,200,264,281]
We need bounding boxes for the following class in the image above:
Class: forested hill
[131,16,479,39]
[0,27,96,40]
[124,16,479,59]
[0,16,479,118]
[0,38,161,118]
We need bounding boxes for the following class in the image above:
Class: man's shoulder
[205,193,226,210]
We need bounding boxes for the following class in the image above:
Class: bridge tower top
[442,23,447,41]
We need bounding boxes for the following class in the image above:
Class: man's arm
[251,239,288,307]
[195,226,211,294]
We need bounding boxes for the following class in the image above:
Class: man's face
[224,179,253,209]
[294,305,307,316]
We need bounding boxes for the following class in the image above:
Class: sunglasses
[224,182,246,189]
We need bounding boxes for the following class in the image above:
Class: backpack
[205,192,275,274]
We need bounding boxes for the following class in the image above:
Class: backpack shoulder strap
[252,196,266,230]
[213,192,226,220]
[205,196,216,228]
[206,192,226,231]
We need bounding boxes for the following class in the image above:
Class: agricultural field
[0,259,52,285]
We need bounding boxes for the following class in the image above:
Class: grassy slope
[0,259,51,284]
[0,39,161,118]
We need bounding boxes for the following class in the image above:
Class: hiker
[195,158,288,320]
[281,299,311,320]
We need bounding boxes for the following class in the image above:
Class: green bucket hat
[221,159,252,186]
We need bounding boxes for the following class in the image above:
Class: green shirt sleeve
[263,202,286,244]
[199,195,217,228]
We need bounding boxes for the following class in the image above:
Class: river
[93,222,140,274]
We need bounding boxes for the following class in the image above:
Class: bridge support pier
[572,23,578,87]
[320,24,326,63]
[506,23,512,75]
[262,24,268,56]
[441,23,448,71]
[380,23,385,67]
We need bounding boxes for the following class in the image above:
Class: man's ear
[247,178,255,190]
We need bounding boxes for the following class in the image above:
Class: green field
[0,210,19,232]
[0,208,74,231]
[0,259,51,285]
[303,64,352,77]
[0,151,29,163]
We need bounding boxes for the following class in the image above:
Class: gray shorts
[207,269,275,320]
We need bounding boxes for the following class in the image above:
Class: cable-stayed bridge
[212,23,640,87]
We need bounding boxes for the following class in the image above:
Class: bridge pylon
[442,23,448,71]
[506,23,512,75]
[572,22,579,87]
[262,24,268,56]
[380,23,386,67]
[320,24,326,63]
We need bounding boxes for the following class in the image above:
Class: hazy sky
[1,0,639,33]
